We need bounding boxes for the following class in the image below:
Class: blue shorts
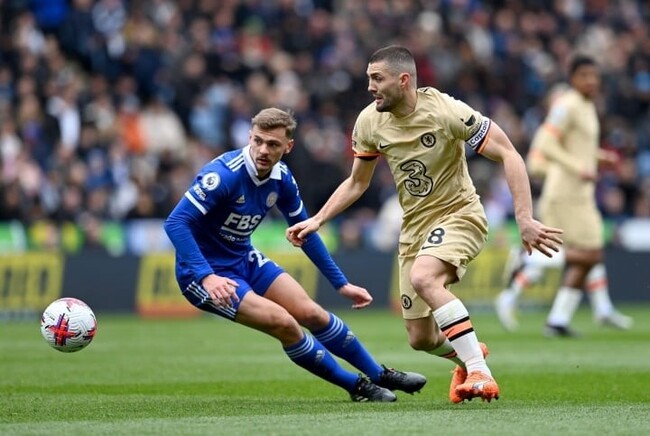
[181,248,284,321]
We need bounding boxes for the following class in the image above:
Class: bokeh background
[1,0,649,316]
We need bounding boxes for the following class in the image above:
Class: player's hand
[518,218,564,257]
[201,274,240,308]
[579,169,598,182]
[286,218,321,247]
[338,283,373,310]
[599,149,620,166]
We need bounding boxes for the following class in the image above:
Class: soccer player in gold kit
[532,55,632,336]
[287,45,563,403]
[495,74,632,333]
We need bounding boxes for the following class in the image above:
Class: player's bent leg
[404,316,471,402]
[262,273,330,330]
[496,249,550,332]
[410,256,499,402]
[265,273,425,395]
[236,291,395,402]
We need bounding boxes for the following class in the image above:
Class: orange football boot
[454,371,500,403]
[449,342,489,404]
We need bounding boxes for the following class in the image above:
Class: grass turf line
[1,306,648,435]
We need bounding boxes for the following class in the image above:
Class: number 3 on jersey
[400,160,433,197]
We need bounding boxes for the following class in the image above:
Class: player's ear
[400,73,410,88]
[284,139,295,154]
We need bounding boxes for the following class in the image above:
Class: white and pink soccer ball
[40,297,97,352]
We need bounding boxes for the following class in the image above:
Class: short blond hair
[251,108,297,139]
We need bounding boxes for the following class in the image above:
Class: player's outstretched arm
[480,122,564,257]
[286,157,377,246]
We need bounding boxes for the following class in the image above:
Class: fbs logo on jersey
[201,172,220,191]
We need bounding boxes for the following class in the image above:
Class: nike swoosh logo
[378,143,390,150]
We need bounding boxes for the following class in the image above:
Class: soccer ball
[40,297,97,352]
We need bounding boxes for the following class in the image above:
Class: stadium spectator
[0,1,647,254]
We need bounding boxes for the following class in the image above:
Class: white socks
[586,263,614,318]
[546,286,582,326]
[433,300,491,375]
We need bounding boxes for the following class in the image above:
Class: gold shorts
[397,202,488,319]
[539,200,603,249]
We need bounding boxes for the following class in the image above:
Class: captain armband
[465,118,492,153]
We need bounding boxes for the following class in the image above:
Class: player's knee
[269,311,303,342]
[294,303,329,330]
[409,270,443,295]
[407,333,435,351]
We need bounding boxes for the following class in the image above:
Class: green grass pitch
[2,306,649,435]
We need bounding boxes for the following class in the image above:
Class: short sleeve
[352,111,380,158]
[276,171,305,219]
[543,98,572,137]
[184,166,229,215]
[439,92,491,153]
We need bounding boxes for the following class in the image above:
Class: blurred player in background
[286,46,563,403]
[497,55,632,337]
[164,108,426,402]
[494,84,569,331]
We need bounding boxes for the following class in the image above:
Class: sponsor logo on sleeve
[201,172,220,191]
[192,184,206,201]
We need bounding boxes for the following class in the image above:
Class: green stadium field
[2,306,648,435]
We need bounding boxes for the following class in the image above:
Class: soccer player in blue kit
[164,108,426,402]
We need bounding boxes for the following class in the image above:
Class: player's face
[248,126,294,178]
[367,61,405,112]
[571,64,600,99]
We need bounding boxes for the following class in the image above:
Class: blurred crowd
[0,0,649,252]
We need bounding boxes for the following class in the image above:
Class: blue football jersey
[164,146,347,291]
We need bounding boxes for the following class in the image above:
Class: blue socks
[284,333,358,391]
[312,313,384,382]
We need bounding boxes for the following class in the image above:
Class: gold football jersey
[536,88,599,203]
[352,87,491,245]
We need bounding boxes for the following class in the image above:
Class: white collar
[242,144,282,185]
